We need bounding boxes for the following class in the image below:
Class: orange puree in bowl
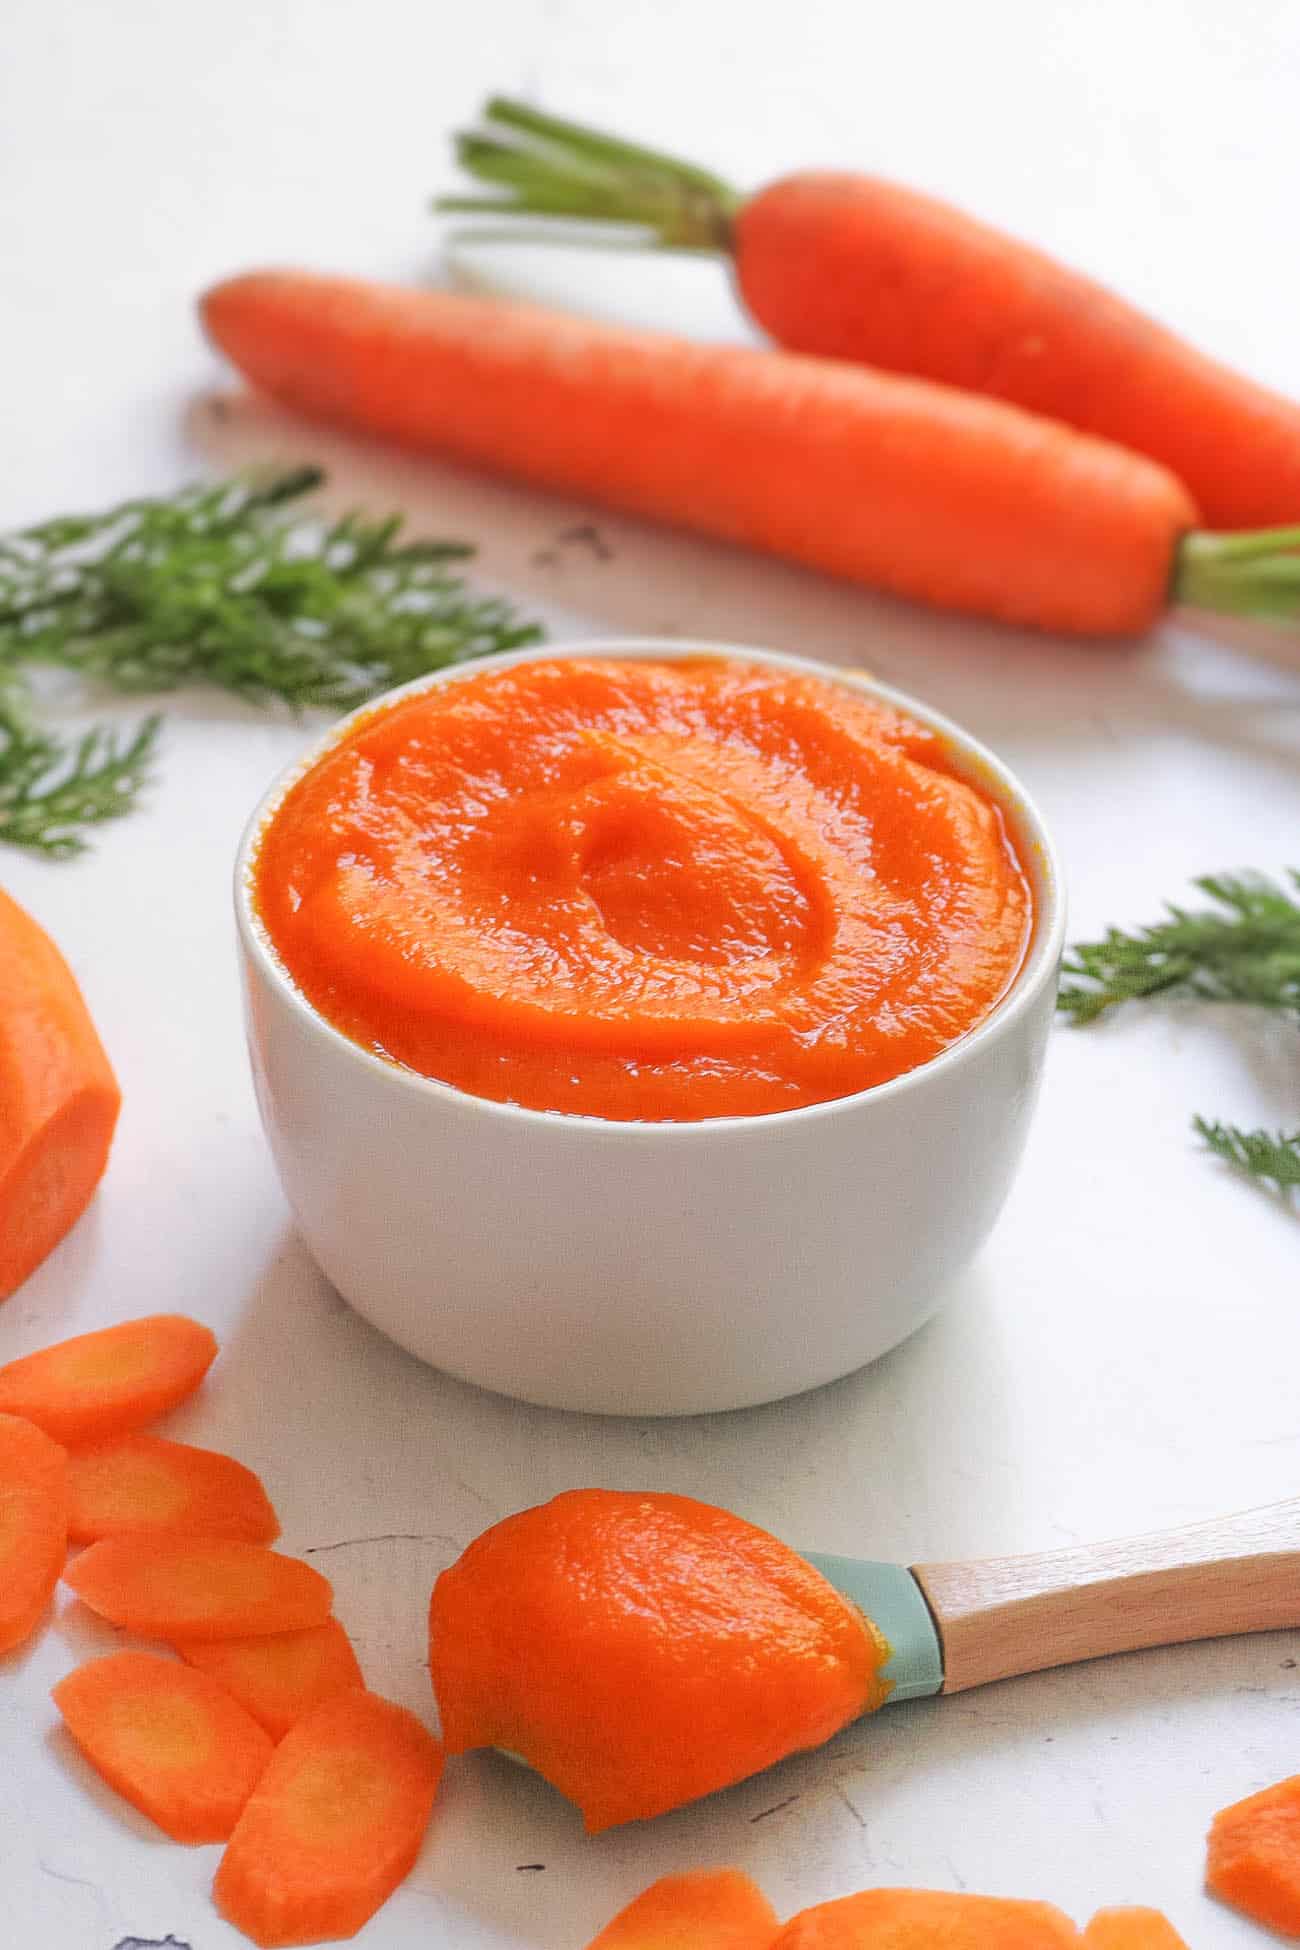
[252,657,1031,1121]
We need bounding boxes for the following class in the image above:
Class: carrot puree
[252,657,1030,1121]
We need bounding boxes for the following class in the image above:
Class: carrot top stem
[1175,525,1300,619]
[437,96,739,251]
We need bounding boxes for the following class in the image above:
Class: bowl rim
[234,637,1067,1140]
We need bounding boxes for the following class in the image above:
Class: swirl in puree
[253,657,1031,1120]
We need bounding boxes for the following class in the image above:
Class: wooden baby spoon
[807,1496,1300,1704]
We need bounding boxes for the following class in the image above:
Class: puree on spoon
[427,1489,891,1831]
[252,656,1030,1121]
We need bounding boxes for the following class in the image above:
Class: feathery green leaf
[0,469,542,855]
[1060,872,1300,1193]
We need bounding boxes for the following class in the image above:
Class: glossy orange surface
[427,1488,890,1832]
[254,658,1031,1122]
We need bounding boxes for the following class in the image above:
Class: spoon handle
[911,1497,1300,1694]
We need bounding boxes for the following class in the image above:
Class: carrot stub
[213,1689,443,1947]
[175,1618,364,1740]
[1083,1910,1191,1949]
[64,1534,332,1640]
[0,885,121,1302]
[67,1432,279,1544]
[770,1888,1082,1947]
[202,269,1198,640]
[0,1411,68,1654]
[0,1313,217,1446]
[428,1488,890,1832]
[586,1869,780,1948]
[1207,1772,1300,1936]
[52,1649,273,1842]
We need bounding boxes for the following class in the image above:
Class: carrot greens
[0,469,541,856]
[1059,871,1300,1190]
[1193,1118,1300,1192]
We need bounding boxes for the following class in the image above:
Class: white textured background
[3,2,1299,1944]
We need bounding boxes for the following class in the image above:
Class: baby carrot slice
[0,1412,68,1654]
[771,1889,1081,1947]
[64,1535,332,1640]
[175,1619,364,1739]
[213,1689,443,1946]
[53,1650,274,1842]
[1207,1773,1300,1936]
[1084,1911,1191,1948]
[67,1433,279,1544]
[587,1869,780,1948]
[0,1313,217,1445]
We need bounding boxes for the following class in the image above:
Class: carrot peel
[64,1534,332,1640]
[174,1618,364,1739]
[67,1432,279,1544]
[52,1649,274,1842]
[213,1688,443,1946]
[0,1313,217,1445]
[0,1411,68,1654]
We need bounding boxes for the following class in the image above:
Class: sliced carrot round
[175,1619,364,1740]
[587,1869,780,1948]
[771,1888,1081,1947]
[1083,1910,1191,1949]
[428,1489,889,1832]
[0,1411,68,1654]
[53,1649,274,1842]
[64,1535,332,1640]
[0,1313,217,1445]
[213,1689,443,1946]
[1207,1772,1300,1937]
[67,1433,279,1544]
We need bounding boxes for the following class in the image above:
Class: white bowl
[235,640,1064,1416]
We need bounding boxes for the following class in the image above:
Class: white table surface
[4,2,1299,1944]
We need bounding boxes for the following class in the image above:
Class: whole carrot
[204,269,1300,638]
[441,99,1300,532]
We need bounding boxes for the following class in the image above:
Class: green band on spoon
[802,1552,945,1703]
